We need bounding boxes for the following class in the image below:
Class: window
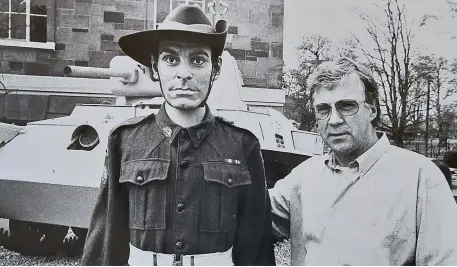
[275,133,285,148]
[0,0,47,43]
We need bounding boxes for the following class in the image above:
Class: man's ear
[368,102,377,120]
[212,57,222,81]
[149,57,160,81]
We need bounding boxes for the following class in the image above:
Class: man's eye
[192,57,207,66]
[163,55,179,65]
[315,104,330,114]
[338,101,357,111]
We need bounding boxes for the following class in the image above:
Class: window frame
[0,0,54,49]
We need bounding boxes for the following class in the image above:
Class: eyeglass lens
[315,100,360,120]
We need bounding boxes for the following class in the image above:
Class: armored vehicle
[0,52,324,256]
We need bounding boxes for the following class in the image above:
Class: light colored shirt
[270,134,457,265]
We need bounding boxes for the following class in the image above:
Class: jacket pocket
[200,161,251,232]
[120,158,170,230]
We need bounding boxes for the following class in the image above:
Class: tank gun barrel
[63,65,132,79]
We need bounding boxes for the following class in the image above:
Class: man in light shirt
[270,57,457,265]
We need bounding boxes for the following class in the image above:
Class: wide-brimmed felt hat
[118,5,228,68]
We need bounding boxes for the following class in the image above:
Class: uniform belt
[128,243,234,266]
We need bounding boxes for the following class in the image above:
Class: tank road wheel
[5,219,69,256]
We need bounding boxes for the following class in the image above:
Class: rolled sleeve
[269,169,296,240]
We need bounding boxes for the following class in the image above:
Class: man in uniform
[269,57,457,265]
[81,4,275,266]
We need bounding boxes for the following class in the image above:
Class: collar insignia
[162,126,172,138]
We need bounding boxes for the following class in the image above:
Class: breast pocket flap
[203,162,251,188]
[120,159,170,185]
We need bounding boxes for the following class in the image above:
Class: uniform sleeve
[416,162,457,265]
[81,131,130,266]
[232,140,276,266]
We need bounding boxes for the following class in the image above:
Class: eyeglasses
[314,99,365,120]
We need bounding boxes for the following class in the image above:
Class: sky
[283,0,457,70]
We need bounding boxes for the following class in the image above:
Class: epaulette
[215,116,259,140]
[110,113,156,135]
[215,115,235,125]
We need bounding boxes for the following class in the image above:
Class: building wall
[0,0,284,124]
[0,0,284,87]
[223,0,284,89]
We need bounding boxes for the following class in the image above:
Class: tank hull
[0,180,98,228]
[0,53,324,256]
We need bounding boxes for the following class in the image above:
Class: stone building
[0,0,284,124]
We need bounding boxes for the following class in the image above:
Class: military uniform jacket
[81,105,275,266]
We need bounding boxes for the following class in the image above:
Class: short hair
[307,57,381,127]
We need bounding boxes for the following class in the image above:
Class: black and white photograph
[0,0,456,265]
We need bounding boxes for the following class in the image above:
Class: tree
[282,34,331,131]
[420,0,457,39]
[351,0,431,147]
[449,0,457,15]
[448,59,457,98]
[282,34,357,131]
[441,105,457,139]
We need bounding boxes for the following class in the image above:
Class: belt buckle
[173,255,183,266]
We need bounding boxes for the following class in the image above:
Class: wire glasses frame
[314,99,366,120]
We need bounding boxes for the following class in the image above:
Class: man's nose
[328,106,344,125]
[176,62,192,80]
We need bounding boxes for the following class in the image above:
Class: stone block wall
[223,0,284,89]
[0,0,284,89]
[0,0,156,77]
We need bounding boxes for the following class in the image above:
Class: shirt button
[181,129,188,136]
[227,178,233,185]
[175,241,184,250]
[179,160,189,168]
[176,203,185,213]
[136,175,144,183]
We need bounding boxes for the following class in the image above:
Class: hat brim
[119,21,227,68]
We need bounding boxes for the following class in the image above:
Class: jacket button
[227,178,233,185]
[176,203,185,213]
[175,241,184,250]
[179,160,189,168]
[136,175,144,183]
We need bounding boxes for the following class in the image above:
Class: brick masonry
[221,0,284,88]
[0,0,284,88]
[0,0,158,77]
[0,0,284,122]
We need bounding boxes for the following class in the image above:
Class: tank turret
[0,51,324,256]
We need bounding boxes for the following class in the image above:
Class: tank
[0,52,324,256]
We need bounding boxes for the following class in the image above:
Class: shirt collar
[156,104,216,148]
[325,132,389,177]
